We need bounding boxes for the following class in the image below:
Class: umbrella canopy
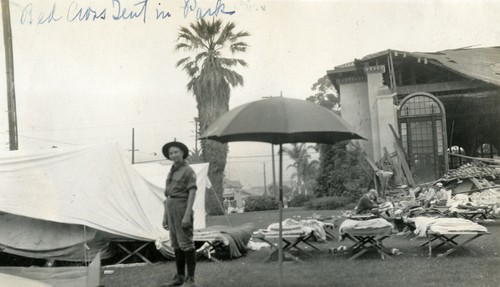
[200,97,365,286]
[201,97,365,144]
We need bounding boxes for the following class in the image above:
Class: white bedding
[413,217,488,237]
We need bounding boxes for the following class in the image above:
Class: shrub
[244,196,279,212]
[289,194,312,207]
[304,196,354,210]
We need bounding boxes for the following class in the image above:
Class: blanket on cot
[339,218,393,237]
[194,223,255,258]
[413,217,488,237]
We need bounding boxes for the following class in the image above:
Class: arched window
[398,93,447,183]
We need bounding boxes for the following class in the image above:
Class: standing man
[162,141,197,287]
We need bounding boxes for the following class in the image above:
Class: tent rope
[83,225,89,267]
[211,187,232,226]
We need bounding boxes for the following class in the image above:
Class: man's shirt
[356,194,375,214]
[165,161,197,198]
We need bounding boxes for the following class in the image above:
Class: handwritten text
[20,0,175,25]
[183,0,235,19]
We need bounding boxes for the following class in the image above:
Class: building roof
[223,178,243,189]
[329,46,500,87]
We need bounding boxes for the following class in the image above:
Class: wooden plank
[389,124,415,186]
[470,178,492,189]
[363,155,382,195]
[389,124,410,163]
[384,147,404,184]
[363,154,379,172]
[394,142,416,186]
[449,153,500,165]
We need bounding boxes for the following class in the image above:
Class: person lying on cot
[355,189,380,215]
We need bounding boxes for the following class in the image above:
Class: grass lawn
[101,208,500,287]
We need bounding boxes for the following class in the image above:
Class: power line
[16,118,194,133]
[0,131,79,146]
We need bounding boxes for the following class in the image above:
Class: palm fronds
[175,19,250,93]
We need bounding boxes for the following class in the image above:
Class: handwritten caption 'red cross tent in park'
[19,0,236,25]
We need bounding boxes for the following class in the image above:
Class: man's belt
[167,195,188,199]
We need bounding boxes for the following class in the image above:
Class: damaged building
[327,46,500,183]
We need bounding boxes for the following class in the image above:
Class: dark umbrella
[200,97,365,285]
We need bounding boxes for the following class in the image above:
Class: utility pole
[2,0,18,150]
[263,162,267,196]
[263,96,278,198]
[130,128,139,164]
[271,145,277,198]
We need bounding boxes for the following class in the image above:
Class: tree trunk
[297,173,302,195]
[197,91,229,215]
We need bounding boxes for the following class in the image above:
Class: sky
[0,0,499,187]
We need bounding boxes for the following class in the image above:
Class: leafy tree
[176,19,249,215]
[306,75,340,113]
[307,75,372,199]
[314,141,373,199]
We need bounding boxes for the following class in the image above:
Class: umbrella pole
[278,144,283,287]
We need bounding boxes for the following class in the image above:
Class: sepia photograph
[0,0,499,286]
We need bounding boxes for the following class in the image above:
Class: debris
[442,162,500,180]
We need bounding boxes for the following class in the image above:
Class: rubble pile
[442,162,500,180]
[383,161,500,218]
[386,187,412,202]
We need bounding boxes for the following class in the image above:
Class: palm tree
[284,143,316,195]
[303,159,320,194]
[175,19,249,215]
[187,148,203,164]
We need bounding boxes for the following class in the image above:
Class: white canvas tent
[0,143,209,261]
[133,161,209,231]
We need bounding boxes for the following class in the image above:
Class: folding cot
[194,230,231,262]
[412,217,490,258]
[193,223,255,262]
[253,229,320,262]
[114,240,153,264]
[337,218,394,260]
[452,204,496,221]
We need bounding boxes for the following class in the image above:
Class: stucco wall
[376,93,397,157]
[338,67,397,162]
[338,81,372,158]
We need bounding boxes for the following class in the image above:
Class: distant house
[327,47,500,182]
[223,179,244,207]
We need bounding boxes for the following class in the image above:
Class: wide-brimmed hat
[162,141,189,160]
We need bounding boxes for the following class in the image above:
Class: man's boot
[182,276,196,287]
[162,249,185,287]
[163,274,185,287]
[182,249,197,287]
